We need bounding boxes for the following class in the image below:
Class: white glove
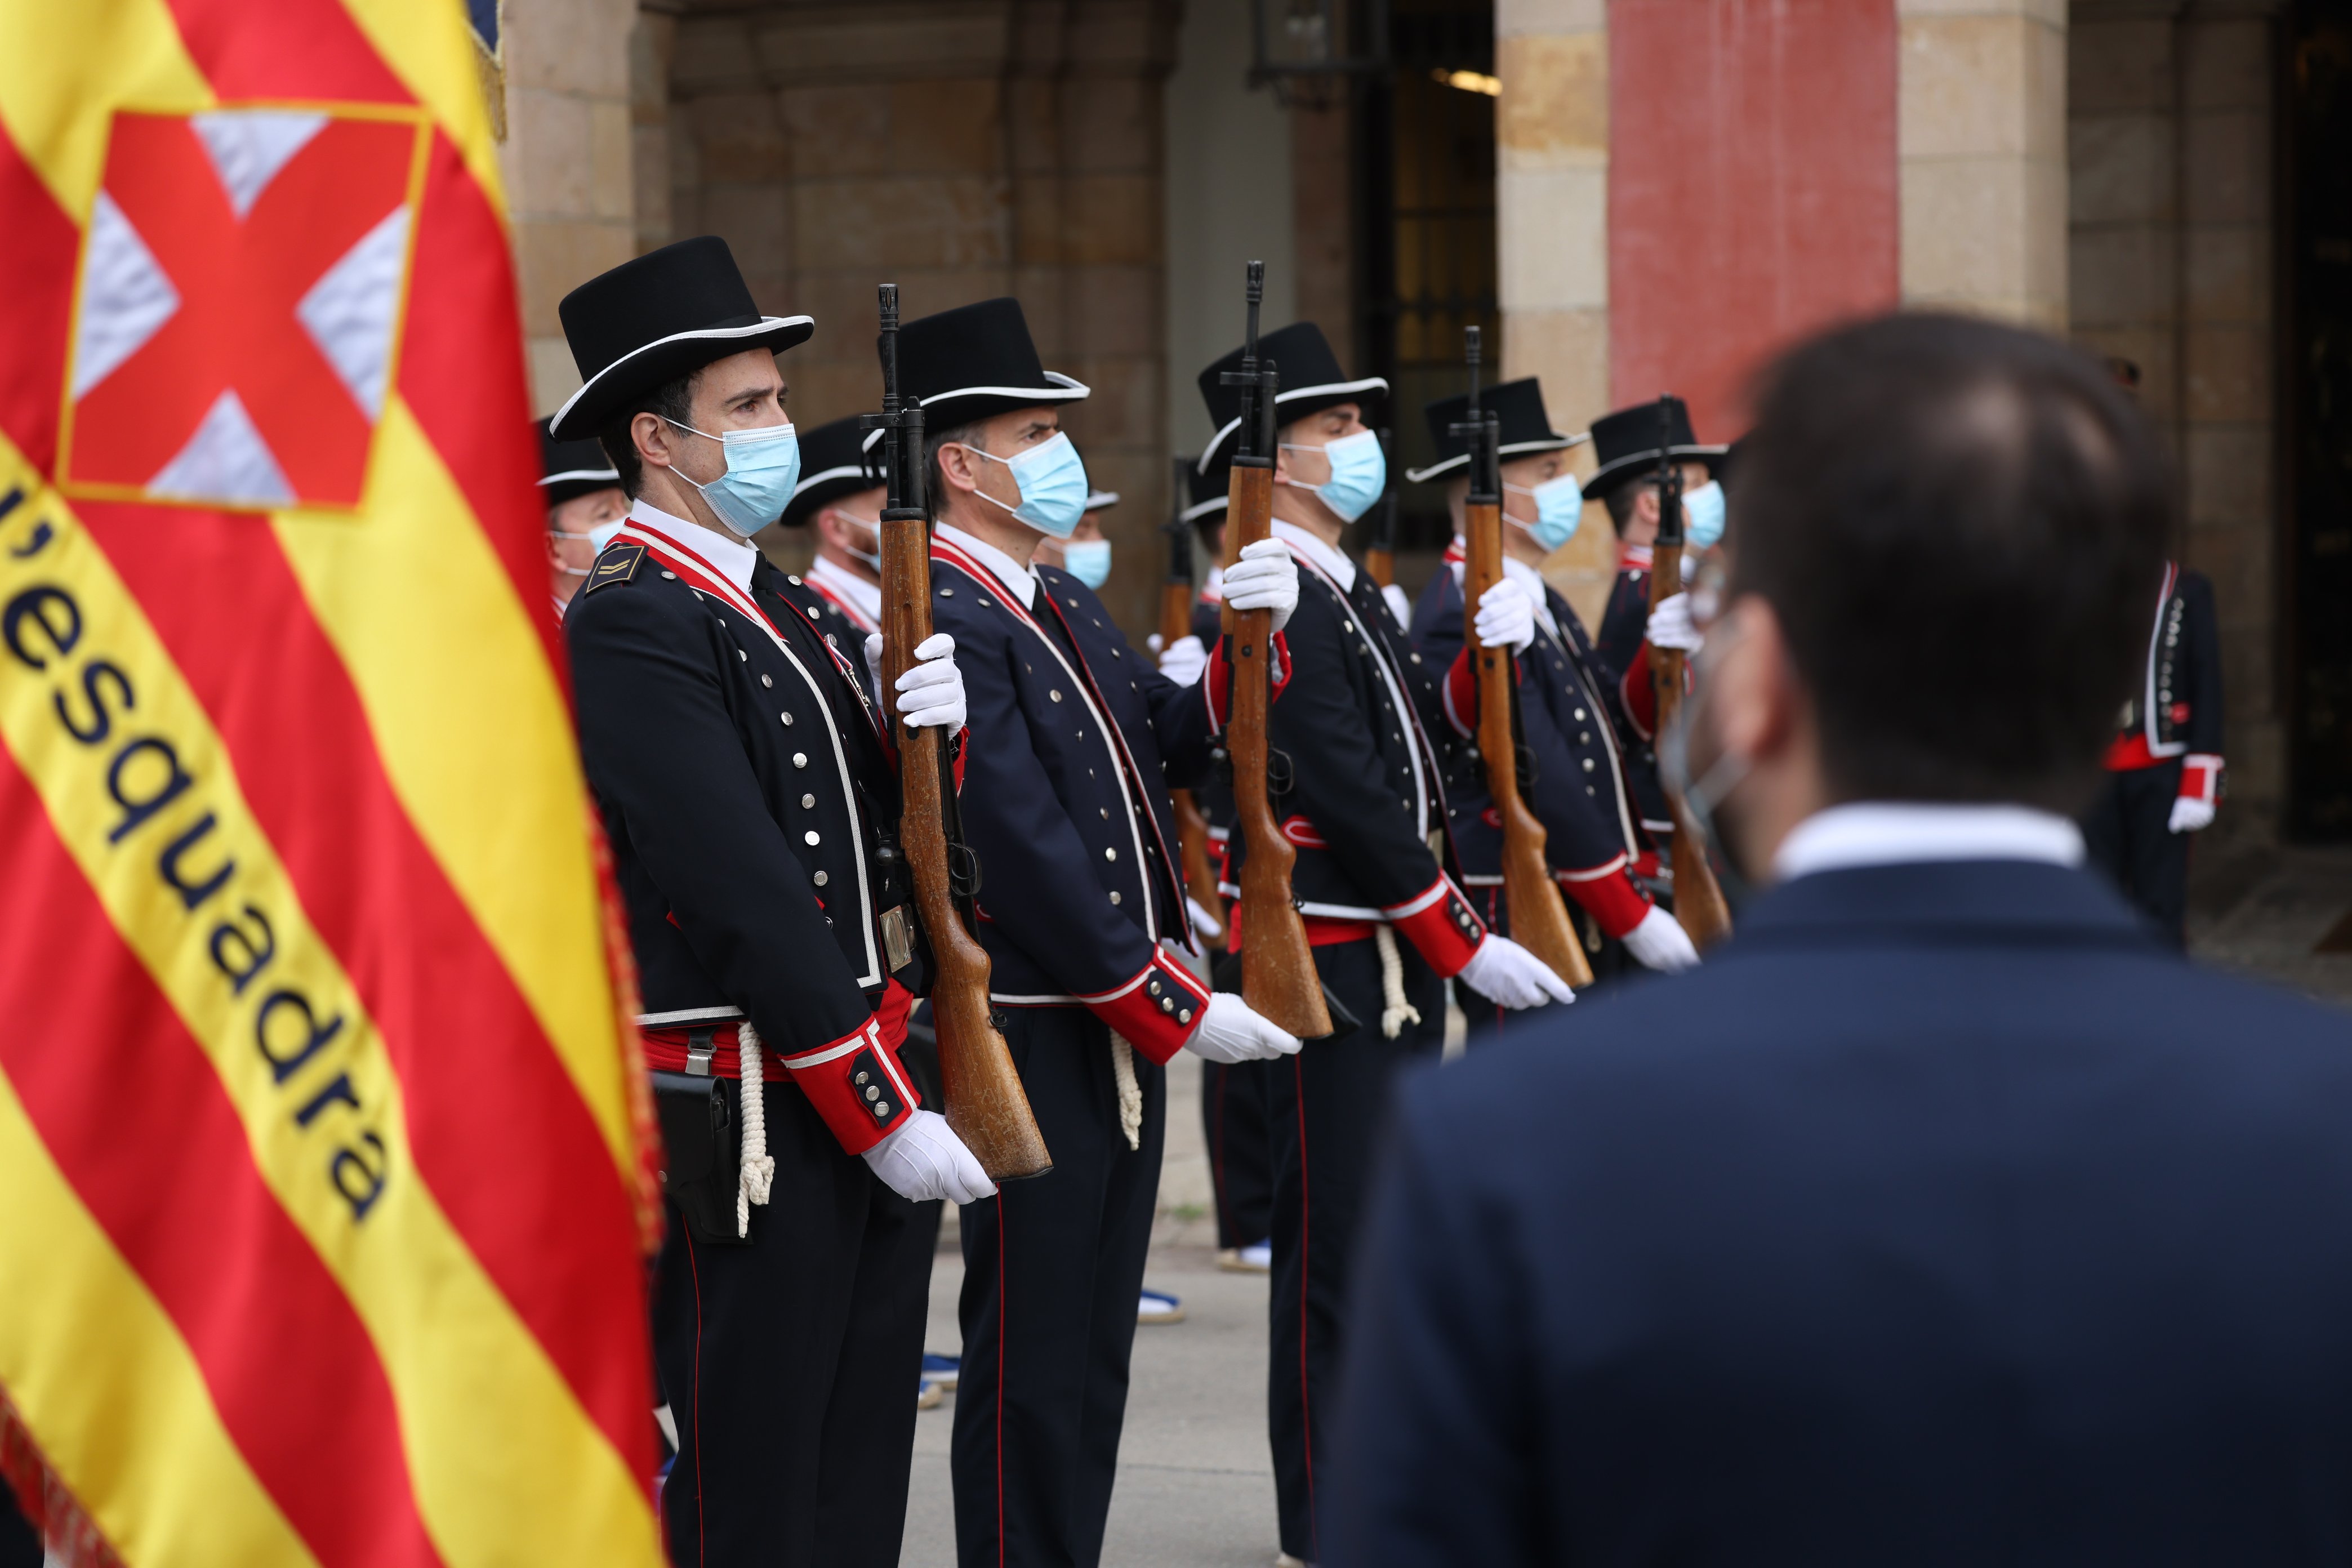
[1381,582,1413,629]
[1620,905,1700,973]
[1183,992,1301,1064]
[864,631,966,729]
[2169,796,2215,834]
[1680,551,1699,585]
[1222,539,1300,634]
[1473,577,1536,654]
[1458,933,1575,1009]
[1646,592,1703,653]
[1159,632,1208,687]
[1187,895,1225,940]
[862,1108,996,1204]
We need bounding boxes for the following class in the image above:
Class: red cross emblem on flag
[57,107,426,513]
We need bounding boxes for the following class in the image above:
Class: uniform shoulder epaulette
[584,541,646,594]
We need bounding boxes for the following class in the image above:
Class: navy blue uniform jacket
[1330,858,2352,1565]
[925,530,1222,1061]
[1411,551,1656,939]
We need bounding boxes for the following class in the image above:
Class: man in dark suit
[1329,311,2352,1566]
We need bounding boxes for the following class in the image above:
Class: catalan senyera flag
[0,3,666,1565]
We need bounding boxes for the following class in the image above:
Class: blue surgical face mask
[959,431,1089,540]
[1683,479,1725,551]
[665,417,801,538]
[587,518,628,555]
[832,509,883,572]
[1503,473,1584,551]
[1060,538,1113,589]
[1281,427,1385,523]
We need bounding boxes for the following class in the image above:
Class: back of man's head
[1732,313,2171,812]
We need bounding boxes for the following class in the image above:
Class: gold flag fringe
[473,2,509,142]
[1,1384,126,1568]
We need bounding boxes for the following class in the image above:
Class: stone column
[1896,0,2068,328]
[496,0,642,414]
[1494,0,1612,627]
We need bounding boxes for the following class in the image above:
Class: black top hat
[1195,322,1386,472]
[547,237,813,440]
[778,414,885,529]
[1580,395,1727,500]
[1181,459,1230,530]
[893,298,1089,427]
[1405,378,1586,483]
[536,417,620,506]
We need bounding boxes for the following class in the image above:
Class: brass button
[1050,689,1064,703]
[856,1071,870,1085]
[865,1085,880,1101]
[794,752,808,767]
[801,792,817,808]
[661,570,677,580]
[814,870,828,886]
[805,830,822,846]
[761,674,773,688]
[1110,891,1122,906]
[781,711,794,725]
[1104,847,1117,862]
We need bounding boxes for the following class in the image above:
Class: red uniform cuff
[1204,633,1291,732]
[1555,856,1651,939]
[2179,754,2223,804]
[1443,647,1477,736]
[1077,950,1215,1064]
[776,1015,921,1155]
[1384,875,1487,978]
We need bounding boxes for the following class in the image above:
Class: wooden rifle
[1453,328,1593,991]
[1161,456,1226,933]
[1644,395,1734,948]
[1219,262,1332,1039]
[867,285,1051,1180]
[1364,429,1397,592]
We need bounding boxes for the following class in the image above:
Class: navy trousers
[651,1079,932,1568]
[2082,759,2190,947]
[1201,1056,1275,1249]
[1264,935,1446,1561]
[952,1005,1165,1567]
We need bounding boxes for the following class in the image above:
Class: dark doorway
[2288,0,2352,836]
[1356,0,1497,562]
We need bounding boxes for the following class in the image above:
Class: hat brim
[1404,430,1587,484]
[1580,443,1728,500]
[1083,490,1120,511]
[1179,496,1228,525]
[540,466,623,508]
[916,372,1091,428]
[1197,376,1389,473]
[547,315,816,440]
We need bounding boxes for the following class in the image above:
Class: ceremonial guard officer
[894,297,1303,1568]
[554,236,994,1568]
[1195,321,1571,1565]
[2083,560,2224,946]
[539,416,626,620]
[774,411,888,645]
[1405,378,1700,1003]
[1582,398,1722,852]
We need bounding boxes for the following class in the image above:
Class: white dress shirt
[807,555,882,627]
[1774,803,2086,884]
[935,522,1040,610]
[626,497,757,594]
[1272,518,1356,593]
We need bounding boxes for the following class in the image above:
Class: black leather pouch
[651,1070,746,1246]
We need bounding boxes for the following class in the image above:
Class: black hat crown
[1182,457,1230,525]
[893,298,1089,427]
[536,416,620,506]
[779,413,885,529]
[548,236,813,440]
[1582,395,1727,500]
[1194,322,1386,471]
[1407,377,1584,483]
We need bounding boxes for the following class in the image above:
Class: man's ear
[1708,596,1795,768]
[936,442,982,495]
[631,411,675,474]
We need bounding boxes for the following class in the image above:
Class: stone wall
[660,0,1181,629]
[2070,0,2284,854]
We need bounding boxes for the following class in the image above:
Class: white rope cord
[1375,924,1421,1040]
[735,1020,776,1238]
[1111,1034,1143,1151]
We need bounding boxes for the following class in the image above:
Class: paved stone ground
[898,850,2352,1565]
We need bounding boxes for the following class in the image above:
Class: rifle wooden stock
[1463,501,1593,990]
[1364,546,1395,589]
[1645,539,1733,950]
[1159,580,1226,929]
[1223,462,1331,1038]
[878,511,1051,1180]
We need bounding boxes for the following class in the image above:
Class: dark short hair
[1731,313,2170,810]
[923,416,987,523]
[595,368,700,500]
[1603,479,1649,533]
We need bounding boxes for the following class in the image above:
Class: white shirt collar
[1445,541,1560,637]
[935,522,1039,609]
[807,555,882,623]
[627,498,758,594]
[1773,803,2086,883]
[1272,518,1355,593]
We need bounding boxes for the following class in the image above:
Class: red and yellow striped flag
[0,2,666,1563]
